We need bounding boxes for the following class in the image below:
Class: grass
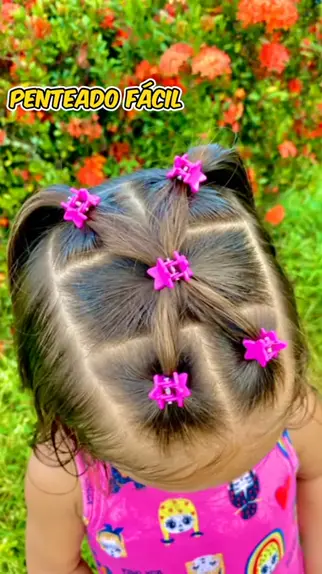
[1,167,322,573]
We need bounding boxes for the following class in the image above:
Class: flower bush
[0,0,321,222]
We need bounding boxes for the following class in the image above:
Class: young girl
[7,144,322,574]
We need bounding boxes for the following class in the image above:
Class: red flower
[0,129,6,145]
[259,42,290,74]
[113,29,130,47]
[32,17,51,39]
[288,78,302,94]
[192,46,231,80]
[278,140,298,158]
[13,168,30,181]
[159,43,193,77]
[109,142,131,162]
[265,205,285,225]
[76,155,106,187]
[237,0,298,32]
[100,8,115,29]
[307,123,322,139]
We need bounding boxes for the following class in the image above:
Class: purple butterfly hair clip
[243,328,288,368]
[166,153,207,194]
[149,372,191,410]
[147,251,193,291]
[61,187,101,229]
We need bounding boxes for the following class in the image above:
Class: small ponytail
[187,144,255,210]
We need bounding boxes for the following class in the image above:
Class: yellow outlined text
[7,81,184,112]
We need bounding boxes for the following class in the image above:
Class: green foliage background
[0,0,321,572]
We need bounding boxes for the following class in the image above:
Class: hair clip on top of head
[61,187,101,229]
[166,154,207,194]
[149,372,191,410]
[243,328,288,368]
[147,251,193,291]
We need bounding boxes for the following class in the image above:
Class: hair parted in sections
[7,144,308,471]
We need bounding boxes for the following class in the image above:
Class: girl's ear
[188,144,255,210]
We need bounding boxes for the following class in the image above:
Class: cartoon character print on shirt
[228,470,260,520]
[97,524,127,558]
[185,554,225,573]
[159,498,203,544]
[110,466,146,494]
[245,529,285,573]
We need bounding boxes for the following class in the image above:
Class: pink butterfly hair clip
[61,188,101,229]
[166,153,207,194]
[242,328,288,368]
[149,372,191,410]
[147,251,193,291]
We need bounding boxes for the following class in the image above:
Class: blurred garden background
[0,0,321,571]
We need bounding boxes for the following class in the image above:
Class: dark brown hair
[7,144,308,475]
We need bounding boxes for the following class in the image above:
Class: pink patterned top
[75,430,304,574]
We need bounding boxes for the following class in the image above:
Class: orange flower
[109,142,131,162]
[192,46,231,80]
[135,60,160,82]
[76,155,106,187]
[223,102,244,125]
[0,2,20,32]
[278,140,298,158]
[237,0,298,32]
[65,118,102,141]
[0,272,6,284]
[247,167,258,194]
[0,217,9,228]
[160,76,187,94]
[32,17,51,39]
[288,78,302,94]
[82,120,103,141]
[0,129,6,145]
[100,8,115,29]
[265,205,285,225]
[66,118,83,138]
[15,107,36,124]
[235,88,246,99]
[302,145,317,163]
[159,43,193,77]
[259,42,290,74]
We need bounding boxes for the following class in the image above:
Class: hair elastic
[147,251,193,291]
[242,328,288,368]
[149,372,191,410]
[61,187,101,229]
[166,153,207,194]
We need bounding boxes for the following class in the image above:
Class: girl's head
[8,144,308,490]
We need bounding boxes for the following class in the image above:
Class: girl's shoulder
[26,442,83,520]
